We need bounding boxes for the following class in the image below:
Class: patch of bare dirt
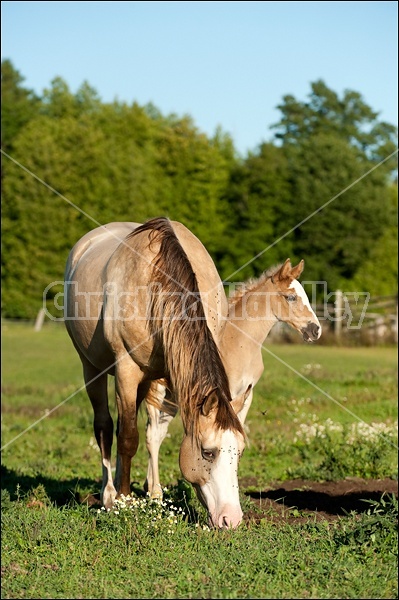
[240,477,398,525]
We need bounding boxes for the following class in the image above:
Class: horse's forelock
[189,390,244,446]
[214,394,245,436]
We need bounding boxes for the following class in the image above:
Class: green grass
[1,321,398,599]
[1,487,397,599]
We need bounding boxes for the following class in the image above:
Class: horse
[64,217,246,529]
[218,257,322,424]
[144,255,322,493]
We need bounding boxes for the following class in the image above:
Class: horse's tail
[128,217,243,437]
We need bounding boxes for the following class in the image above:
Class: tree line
[1,59,397,319]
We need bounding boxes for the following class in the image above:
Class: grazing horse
[64,217,245,529]
[145,254,322,493]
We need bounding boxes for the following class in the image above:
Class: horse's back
[64,222,143,370]
[65,222,141,279]
[64,219,228,368]
[66,219,220,283]
[66,218,228,317]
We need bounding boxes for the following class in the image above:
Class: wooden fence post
[34,308,45,332]
[334,289,343,339]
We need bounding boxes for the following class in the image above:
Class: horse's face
[179,393,245,529]
[271,259,322,342]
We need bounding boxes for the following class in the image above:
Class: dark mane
[128,217,244,439]
[228,263,283,307]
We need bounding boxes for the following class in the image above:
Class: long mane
[128,217,244,438]
[228,263,283,307]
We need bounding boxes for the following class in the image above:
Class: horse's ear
[231,384,252,414]
[290,259,304,280]
[275,258,292,281]
[201,389,219,417]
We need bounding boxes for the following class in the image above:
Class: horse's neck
[228,276,278,340]
[219,278,277,394]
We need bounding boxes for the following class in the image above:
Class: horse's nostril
[302,322,321,342]
[223,517,235,529]
[218,510,242,529]
[311,323,319,336]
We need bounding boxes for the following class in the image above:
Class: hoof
[102,484,117,509]
[150,484,163,500]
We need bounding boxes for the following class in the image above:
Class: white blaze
[290,279,322,338]
[199,429,243,528]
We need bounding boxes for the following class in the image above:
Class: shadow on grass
[0,464,157,506]
[0,464,101,506]
[245,485,398,516]
[0,465,201,523]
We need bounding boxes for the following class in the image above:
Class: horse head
[179,390,246,529]
[271,258,322,342]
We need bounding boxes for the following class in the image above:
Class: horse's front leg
[114,358,142,498]
[145,400,177,499]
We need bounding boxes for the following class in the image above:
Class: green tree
[1,93,164,318]
[2,69,397,318]
[268,80,398,295]
[220,143,293,282]
[272,79,397,174]
[1,59,41,153]
[1,78,237,318]
[40,77,102,119]
[344,184,398,296]
[279,134,395,291]
[152,114,235,257]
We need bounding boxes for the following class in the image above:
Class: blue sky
[1,1,397,156]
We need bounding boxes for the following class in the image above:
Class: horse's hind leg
[145,382,178,499]
[82,359,116,509]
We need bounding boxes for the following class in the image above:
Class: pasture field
[1,321,398,599]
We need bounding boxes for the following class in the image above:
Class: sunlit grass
[2,322,397,490]
[1,322,398,599]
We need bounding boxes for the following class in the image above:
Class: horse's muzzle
[301,322,321,342]
[208,506,243,530]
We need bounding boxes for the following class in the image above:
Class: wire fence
[3,293,398,346]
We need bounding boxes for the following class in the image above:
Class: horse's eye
[201,449,215,461]
[286,294,297,302]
